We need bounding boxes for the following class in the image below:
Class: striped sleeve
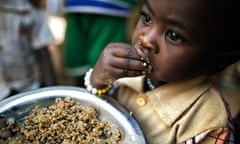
[64,0,135,17]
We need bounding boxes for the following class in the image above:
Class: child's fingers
[109,44,141,60]
[110,57,152,76]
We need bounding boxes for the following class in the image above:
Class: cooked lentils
[0,97,121,144]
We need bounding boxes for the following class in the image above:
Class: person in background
[0,0,56,100]
[84,0,239,143]
[63,0,138,86]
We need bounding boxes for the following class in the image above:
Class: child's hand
[91,43,152,88]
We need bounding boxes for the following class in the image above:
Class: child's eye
[166,30,185,44]
[139,11,152,26]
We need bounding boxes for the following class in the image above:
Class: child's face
[132,0,216,82]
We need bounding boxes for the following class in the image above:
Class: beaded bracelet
[84,68,111,96]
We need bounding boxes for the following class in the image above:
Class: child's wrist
[84,68,111,96]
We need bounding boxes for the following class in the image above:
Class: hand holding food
[91,43,152,89]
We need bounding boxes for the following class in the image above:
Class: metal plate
[0,86,146,144]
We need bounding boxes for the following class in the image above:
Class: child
[84,0,238,143]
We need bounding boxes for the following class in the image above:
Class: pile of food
[0,97,122,144]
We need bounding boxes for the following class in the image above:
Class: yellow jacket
[116,76,235,144]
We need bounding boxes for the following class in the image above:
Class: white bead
[87,85,92,91]
[84,68,98,95]
[91,88,97,94]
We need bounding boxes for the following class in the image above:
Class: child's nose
[139,32,157,53]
